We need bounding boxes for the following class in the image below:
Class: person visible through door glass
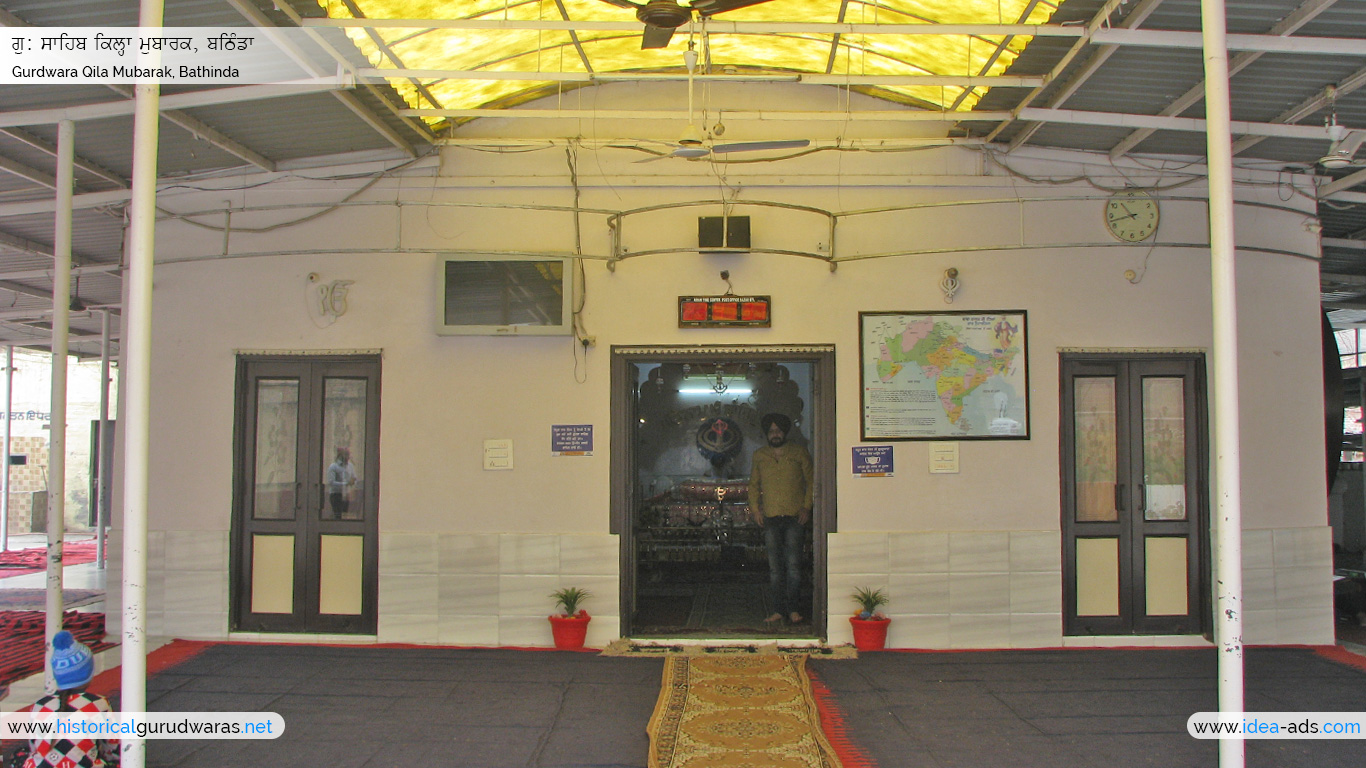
[749,413,813,626]
[326,447,357,519]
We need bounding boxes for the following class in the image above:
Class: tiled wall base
[827,527,1335,649]
[106,530,620,648]
[105,526,1332,648]
[378,532,619,647]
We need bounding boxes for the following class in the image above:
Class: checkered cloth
[21,692,118,768]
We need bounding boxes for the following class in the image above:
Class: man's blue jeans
[764,515,803,618]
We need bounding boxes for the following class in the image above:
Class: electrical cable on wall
[566,143,591,384]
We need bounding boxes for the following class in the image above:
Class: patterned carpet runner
[0,611,112,687]
[0,588,104,611]
[0,540,98,579]
[647,654,844,768]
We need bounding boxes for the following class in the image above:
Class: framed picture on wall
[859,311,1029,441]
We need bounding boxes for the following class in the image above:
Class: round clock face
[1104,191,1159,242]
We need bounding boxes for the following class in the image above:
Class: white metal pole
[45,119,74,693]
[0,346,10,552]
[121,0,162,760]
[96,310,111,568]
[1200,0,1245,766]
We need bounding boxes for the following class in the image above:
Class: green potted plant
[849,586,890,651]
[548,587,593,650]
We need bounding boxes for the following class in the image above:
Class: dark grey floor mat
[135,645,663,768]
[809,647,1366,768]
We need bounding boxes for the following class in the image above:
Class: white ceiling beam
[0,228,53,258]
[0,308,117,322]
[0,190,133,218]
[823,0,851,75]
[1322,169,1366,197]
[406,107,1015,121]
[552,0,596,74]
[986,0,1129,144]
[362,69,1047,87]
[1021,107,1341,140]
[1006,0,1167,151]
[402,104,1352,141]
[1322,272,1366,286]
[0,153,56,189]
[0,6,28,27]
[103,84,277,172]
[300,17,1366,55]
[301,18,1094,35]
[1108,0,1339,159]
[0,79,352,129]
[0,226,98,265]
[0,278,58,302]
[0,0,268,179]
[0,8,134,185]
[0,265,119,281]
[1090,28,1365,56]
[1232,66,1366,156]
[948,0,1045,111]
[0,127,127,187]
[339,0,447,108]
[1325,238,1366,251]
[237,0,432,154]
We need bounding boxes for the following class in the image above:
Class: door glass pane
[253,379,298,520]
[1142,377,1187,521]
[323,378,367,521]
[1074,377,1117,522]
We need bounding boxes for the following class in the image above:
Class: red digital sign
[678,296,772,328]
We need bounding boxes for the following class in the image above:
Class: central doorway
[611,346,836,639]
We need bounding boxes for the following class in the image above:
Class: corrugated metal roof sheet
[0,0,1364,351]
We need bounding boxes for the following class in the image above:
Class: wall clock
[1104,190,1159,242]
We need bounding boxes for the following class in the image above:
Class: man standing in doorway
[749,413,813,626]
[327,446,356,518]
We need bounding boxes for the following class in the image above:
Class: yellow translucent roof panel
[319,0,1059,122]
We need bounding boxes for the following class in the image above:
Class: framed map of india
[860,311,1029,441]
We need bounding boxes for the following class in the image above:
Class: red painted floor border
[85,639,217,698]
[1309,644,1366,673]
[808,667,877,768]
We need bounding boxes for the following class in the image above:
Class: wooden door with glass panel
[232,356,380,634]
[1061,354,1207,636]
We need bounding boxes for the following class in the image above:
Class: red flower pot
[849,616,890,651]
[549,612,591,650]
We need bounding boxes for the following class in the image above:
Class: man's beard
[768,435,787,447]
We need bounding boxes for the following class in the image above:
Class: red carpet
[0,540,99,579]
[0,610,112,687]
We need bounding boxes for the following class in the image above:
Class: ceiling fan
[633,48,810,162]
[595,0,778,49]
[1320,118,1365,170]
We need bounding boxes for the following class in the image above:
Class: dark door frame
[230,354,381,634]
[1059,351,1211,637]
[611,344,837,639]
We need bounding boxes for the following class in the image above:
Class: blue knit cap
[51,630,94,691]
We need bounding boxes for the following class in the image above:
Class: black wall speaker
[698,216,751,251]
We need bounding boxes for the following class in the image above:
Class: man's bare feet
[764,613,784,624]
[789,612,804,624]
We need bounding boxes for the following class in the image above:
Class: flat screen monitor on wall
[437,255,573,336]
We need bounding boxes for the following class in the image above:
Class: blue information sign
[551,424,593,456]
[853,445,893,477]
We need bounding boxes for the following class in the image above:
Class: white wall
[114,86,1332,645]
